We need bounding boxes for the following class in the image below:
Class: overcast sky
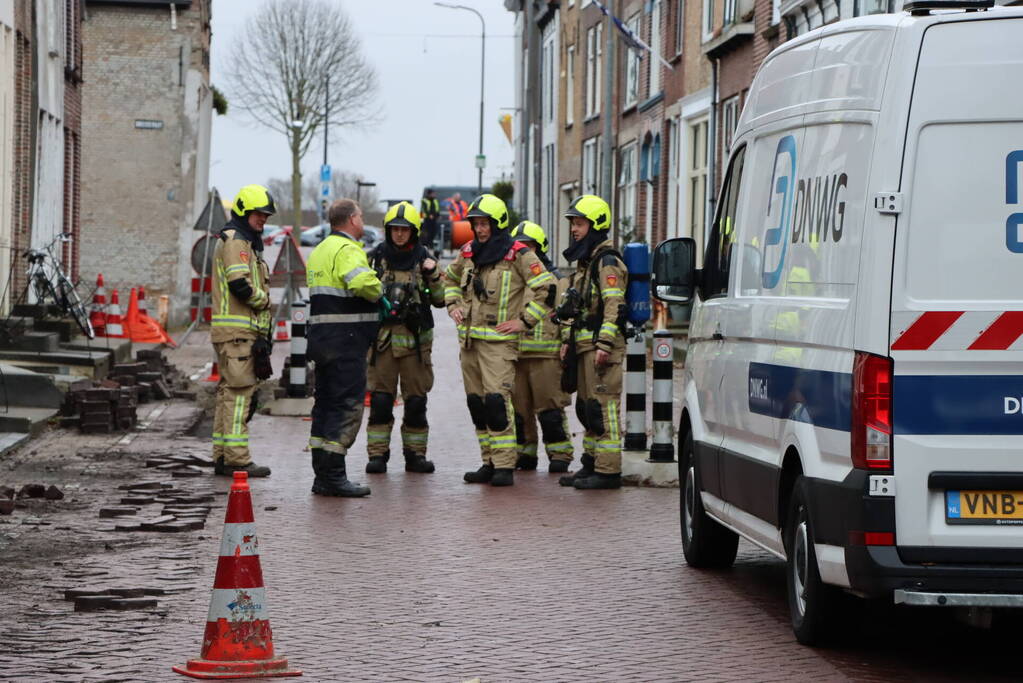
[210,0,517,210]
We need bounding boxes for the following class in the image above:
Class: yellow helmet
[383,201,422,235]
[232,184,277,217]
[511,221,549,255]
[564,195,611,231]
[465,194,510,231]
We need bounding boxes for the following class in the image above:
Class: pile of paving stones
[101,479,216,534]
[59,349,194,433]
[0,483,64,515]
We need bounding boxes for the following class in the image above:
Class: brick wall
[10,0,32,300]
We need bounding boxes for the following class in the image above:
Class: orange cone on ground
[106,289,125,337]
[172,471,301,679]
[89,274,107,337]
[204,361,221,383]
[274,319,290,342]
[138,286,150,318]
[124,287,177,347]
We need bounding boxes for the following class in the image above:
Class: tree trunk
[291,136,303,232]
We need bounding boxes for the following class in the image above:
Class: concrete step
[34,318,77,342]
[0,432,29,456]
[0,406,58,435]
[0,349,112,380]
[0,330,60,353]
[11,303,63,319]
[0,363,64,408]
[65,336,133,365]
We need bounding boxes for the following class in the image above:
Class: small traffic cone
[204,362,221,383]
[172,471,302,679]
[89,274,107,337]
[138,286,150,319]
[106,289,125,338]
[274,319,290,342]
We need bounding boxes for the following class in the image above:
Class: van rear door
[891,16,1023,556]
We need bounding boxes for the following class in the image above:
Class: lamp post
[434,2,485,195]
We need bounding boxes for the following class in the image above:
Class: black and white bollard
[648,328,675,462]
[624,326,647,451]
[288,301,308,398]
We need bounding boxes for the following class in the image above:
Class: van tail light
[852,352,893,471]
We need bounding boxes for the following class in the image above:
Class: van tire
[785,477,839,646]
[680,431,739,569]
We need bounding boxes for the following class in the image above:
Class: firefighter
[557,195,629,490]
[420,188,441,251]
[447,192,468,222]
[508,221,573,473]
[306,199,382,497]
[210,184,275,478]
[365,201,445,474]
[443,194,557,486]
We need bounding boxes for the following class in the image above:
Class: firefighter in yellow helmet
[210,184,276,478]
[443,194,556,486]
[557,195,628,490]
[364,202,445,474]
[509,221,574,473]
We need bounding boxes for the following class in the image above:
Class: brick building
[79,0,212,326]
[0,3,14,312]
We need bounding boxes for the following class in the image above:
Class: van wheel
[680,431,738,569]
[785,477,839,646]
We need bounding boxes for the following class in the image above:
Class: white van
[652,0,1023,645]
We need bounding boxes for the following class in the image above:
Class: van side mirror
[652,237,697,303]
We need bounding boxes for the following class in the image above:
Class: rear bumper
[894,589,1023,607]
[806,472,1023,600]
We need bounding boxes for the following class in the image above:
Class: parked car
[262,224,292,246]
[300,224,329,246]
[651,3,1023,646]
[362,225,383,252]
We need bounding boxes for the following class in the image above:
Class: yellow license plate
[946,490,1023,525]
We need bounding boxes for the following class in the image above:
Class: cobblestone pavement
[0,322,1020,682]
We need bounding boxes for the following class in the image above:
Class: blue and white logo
[762,135,797,289]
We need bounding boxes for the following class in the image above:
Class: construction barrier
[624,327,647,451]
[190,277,212,323]
[89,273,107,337]
[649,329,675,462]
[287,301,307,398]
[172,471,301,679]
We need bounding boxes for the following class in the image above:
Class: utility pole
[320,75,330,224]
[600,0,615,214]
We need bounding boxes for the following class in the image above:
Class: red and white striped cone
[138,286,150,319]
[106,288,125,337]
[274,319,290,342]
[172,471,301,679]
[89,273,107,337]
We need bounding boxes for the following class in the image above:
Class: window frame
[649,0,663,96]
[617,141,638,235]
[624,14,641,109]
[565,44,576,127]
[675,0,685,57]
[702,0,715,41]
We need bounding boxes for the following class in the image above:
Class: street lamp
[434,2,485,195]
[356,180,376,205]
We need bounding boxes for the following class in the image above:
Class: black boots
[515,454,539,470]
[464,463,494,484]
[549,460,570,474]
[311,450,370,497]
[366,453,389,474]
[490,468,514,487]
[573,471,622,490]
[403,449,435,473]
[559,454,594,487]
[214,460,271,478]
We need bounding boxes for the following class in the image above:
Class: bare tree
[303,171,380,211]
[228,0,379,230]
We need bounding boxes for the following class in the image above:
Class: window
[649,0,663,95]
[618,142,638,234]
[724,0,737,26]
[860,0,887,13]
[721,95,740,155]
[675,0,685,56]
[624,15,640,108]
[582,136,600,194]
[542,38,555,123]
[586,27,596,118]
[543,143,556,230]
[686,118,709,261]
[667,117,682,238]
[565,45,575,126]
[703,0,714,39]
[703,146,746,298]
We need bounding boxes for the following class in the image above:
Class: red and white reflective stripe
[206,587,268,622]
[892,311,1023,351]
[219,522,259,557]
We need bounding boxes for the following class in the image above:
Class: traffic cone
[106,289,125,338]
[89,274,107,337]
[138,286,150,319]
[204,362,221,383]
[172,471,302,679]
[274,319,290,342]
[124,287,177,347]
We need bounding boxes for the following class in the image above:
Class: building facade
[79,0,211,325]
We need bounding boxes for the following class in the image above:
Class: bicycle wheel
[57,274,94,338]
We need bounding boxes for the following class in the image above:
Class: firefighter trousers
[576,348,623,474]
[309,352,367,455]
[512,357,573,463]
[212,338,258,467]
[366,344,434,458]
[459,339,518,470]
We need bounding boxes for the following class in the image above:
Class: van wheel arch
[778,448,803,533]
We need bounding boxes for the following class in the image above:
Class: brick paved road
[1,320,1021,681]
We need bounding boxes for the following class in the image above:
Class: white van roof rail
[903,0,993,14]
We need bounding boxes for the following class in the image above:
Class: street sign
[475,154,486,169]
[320,164,331,182]
[321,184,329,197]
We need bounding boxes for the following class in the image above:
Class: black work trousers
[308,352,367,455]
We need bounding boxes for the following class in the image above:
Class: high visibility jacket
[420,197,440,219]
[211,223,271,343]
[448,199,468,222]
[306,231,382,362]
[372,248,445,357]
[443,240,556,345]
[518,275,567,358]
[568,238,628,353]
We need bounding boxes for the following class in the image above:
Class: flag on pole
[592,0,675,71]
